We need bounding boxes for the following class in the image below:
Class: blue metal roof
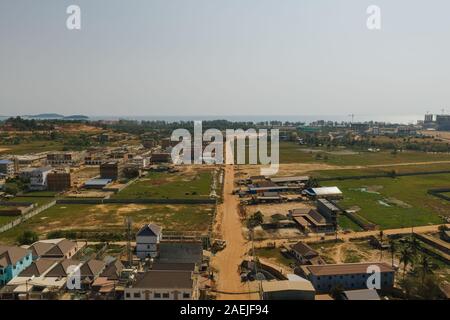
[84,178,112,186]
[0,159,13,164]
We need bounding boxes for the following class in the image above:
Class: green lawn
[338,215,363,231]
[324,174,450,229]
[0,203,215,244]
[112,170,212,199]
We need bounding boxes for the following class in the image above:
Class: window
[183,293,190,299]
[154,293,161,299]
[162,293,169,299]
[125,293,130,298]
[133,292,141,298]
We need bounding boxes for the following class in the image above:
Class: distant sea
[0,114,424,125]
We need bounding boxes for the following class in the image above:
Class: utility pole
[125,217,133,268]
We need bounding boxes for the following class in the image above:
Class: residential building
[317,199,341,226]
[29,166,52,191]
[0,160,14,178]
[47,170,72,191]
[0,245,33,285]
[46,152,82,166]
[289,242,325,265]
[150,153,171,164]
[100,161,123,180]
[27,239,79,260]
[124,270,197,300]
[289,208,335,234]
[136,224,162,259]
[299,262,395,293]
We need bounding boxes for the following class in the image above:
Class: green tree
[399,247,413,279]
[17,230,38,245]
[417,255,433,285]
[389,239,396,267]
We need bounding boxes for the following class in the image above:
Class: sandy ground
[421,130,450,142]
[237,160,450,177]
[210,164,259,300]
[0,147,10,153]
[237,163,351,177]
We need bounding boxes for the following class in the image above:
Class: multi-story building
[46,152,82,166]
[299,262,395,293]
[0,159,15,178]
[317,199,341,226]
[47,170,72,191]
[29,166,53,191]
[136,224,162,259]
[0,245,33,285]
[100,161,123,180]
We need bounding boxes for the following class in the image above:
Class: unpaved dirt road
[211,164,259,299]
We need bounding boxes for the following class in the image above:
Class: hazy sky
[1,0,450,117]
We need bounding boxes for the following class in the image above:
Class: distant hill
[24,113,64,119]
[22,113,89,120]
[63,115,89,120]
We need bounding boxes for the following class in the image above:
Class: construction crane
[348,114,355,124]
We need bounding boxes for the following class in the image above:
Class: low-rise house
[289,242,325,265]
[124,270,198,300]
[298,262,395,293]
[289,208,335,234]
[0,246,33,285]
[136,224,162,259]
[1,258,65,300]
[27,239,79,260]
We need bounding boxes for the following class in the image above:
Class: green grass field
[112,170,212,199]
[324,174,450,229]
[254,247,295,268]
[0,140,65,155]
[0,203,215,244]
[338,215,363,231]
[279,142,450,165]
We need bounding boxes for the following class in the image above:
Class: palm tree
[407,235,419,257]
[379,230,384,260]
[389,239,396,267]
[417,255,433,285]
[399,247,412,279]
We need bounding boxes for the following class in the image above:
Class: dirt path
[211,164,258,300]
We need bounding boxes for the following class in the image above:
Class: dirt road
[253,224,449,248]
[211,164,258,300]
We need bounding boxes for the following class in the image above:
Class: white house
[136,224,162,259]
